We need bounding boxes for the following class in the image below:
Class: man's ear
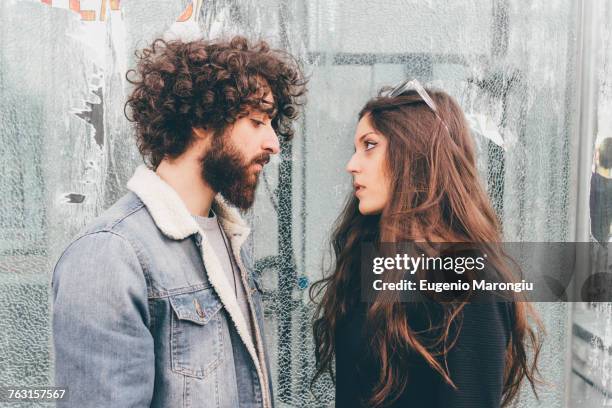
[192,127,210,140]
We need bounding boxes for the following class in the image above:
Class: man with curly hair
[52,35,306,408]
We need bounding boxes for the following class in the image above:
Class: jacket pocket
[169,287,224,379]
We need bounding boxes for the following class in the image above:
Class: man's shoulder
[51,193,154,299]
[60,192,161,258]
[52,192,156,276]
[77,192,149,237]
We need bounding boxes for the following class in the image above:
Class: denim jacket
[52,165,273,407]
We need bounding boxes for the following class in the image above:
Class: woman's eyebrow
[357,131,377,142]
[354,131,377,152]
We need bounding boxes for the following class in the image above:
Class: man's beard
[201,137,270,210]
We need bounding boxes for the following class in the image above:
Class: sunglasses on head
[383,79,449,133]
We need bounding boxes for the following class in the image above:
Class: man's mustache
[252,154,271,167]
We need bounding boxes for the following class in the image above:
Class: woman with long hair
[311,81,543,407]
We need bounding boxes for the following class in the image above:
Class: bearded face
[201,133,270,210]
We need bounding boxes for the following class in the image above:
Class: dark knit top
[334,300,512,408]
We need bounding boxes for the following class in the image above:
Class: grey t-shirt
[193,211,255,340]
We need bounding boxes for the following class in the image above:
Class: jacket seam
[52,198,145,277]
[107,199,146,230]
[149,283,214,299]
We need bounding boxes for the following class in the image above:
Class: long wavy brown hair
[310,88,544,407]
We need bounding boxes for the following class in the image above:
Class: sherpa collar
[126,164,251,241]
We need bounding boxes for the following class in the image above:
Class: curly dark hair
[124,35,307,168]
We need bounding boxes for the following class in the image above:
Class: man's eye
[365,141,377,150]
[251,119,265,127]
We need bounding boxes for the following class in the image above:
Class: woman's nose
[346,153,359,173]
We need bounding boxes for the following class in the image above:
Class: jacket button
[194,299,206,318]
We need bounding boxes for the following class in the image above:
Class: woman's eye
[365,141,377,151]
[251,119,264,127]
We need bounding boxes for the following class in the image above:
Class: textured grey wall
[1,0,610,407]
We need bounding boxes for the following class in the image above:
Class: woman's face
[346,114,391,215]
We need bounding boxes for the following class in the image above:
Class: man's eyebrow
[258,101,277,118]
[250,102,275,113]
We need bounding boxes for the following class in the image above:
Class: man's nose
[262,127,280,155]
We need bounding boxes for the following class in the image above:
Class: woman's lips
[354,184,365,196]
